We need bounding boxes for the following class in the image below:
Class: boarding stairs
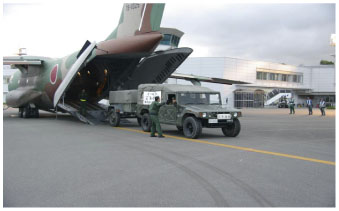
[57,100,107,125]
[265,92,292,106]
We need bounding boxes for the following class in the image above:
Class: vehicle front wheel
[222,118,241,137]
[109,112,120,127]
[141,113,151,132]
[183,116,202,139]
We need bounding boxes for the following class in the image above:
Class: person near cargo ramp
[149,96,165,138]
[79,89,88,116]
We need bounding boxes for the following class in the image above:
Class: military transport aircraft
[4,3,247,124]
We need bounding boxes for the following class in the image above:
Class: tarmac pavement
[3,107,335,207]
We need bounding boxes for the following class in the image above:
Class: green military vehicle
[136,84,242,139]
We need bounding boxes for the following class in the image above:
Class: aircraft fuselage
[6,33,163,111]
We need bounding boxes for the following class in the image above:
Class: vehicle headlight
[199,112,207,118]
[233,112,238,117]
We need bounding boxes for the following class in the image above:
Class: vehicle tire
[109,112,120,127]
[141,113,151,132]
[137,117,141,126]
[22,106,30,118]
[183,116,202,139]
[222,118,241,137]
[176,126,183,132]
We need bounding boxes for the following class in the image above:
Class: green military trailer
[108,90,140,127]
[136,84,242,139]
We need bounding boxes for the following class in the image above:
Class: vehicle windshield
[178,93,221,105]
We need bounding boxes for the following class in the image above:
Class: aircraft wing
[3,56,43,65]
[170,73,250,85]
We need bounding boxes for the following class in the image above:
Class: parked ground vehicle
[278,100,289,108]
[277,96,289,108]
[108,84,242,139]
[108,90,139,127]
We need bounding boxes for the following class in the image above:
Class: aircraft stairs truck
[107,84,242,139]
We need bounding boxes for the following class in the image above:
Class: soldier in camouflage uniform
[150,96,165,138]
[79,89,88,116]
[289,98,295,114]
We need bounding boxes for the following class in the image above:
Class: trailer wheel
[222,118,241,137]
[183,116,202,139]
[109,112,120,127]
[141,113,151,132]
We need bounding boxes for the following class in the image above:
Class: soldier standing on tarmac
[319,98,326,116]
[79,89,88,116]
[306,97,313,115]
[289,98,295,114]
[150,96,165,138]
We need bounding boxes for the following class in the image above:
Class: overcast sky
[2,0,336,66]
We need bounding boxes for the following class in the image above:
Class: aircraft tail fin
[105,3,165,41]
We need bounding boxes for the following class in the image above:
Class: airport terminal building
[168,57,335,108]
[158,28,335,108]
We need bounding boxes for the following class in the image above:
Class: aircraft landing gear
[19,104,39,118]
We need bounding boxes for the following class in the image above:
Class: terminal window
[256,70,303,83]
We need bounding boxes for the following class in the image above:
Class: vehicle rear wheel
[109,112,120,127]
[183,116,202,139]
[141,113,151,132]
[222,118,241,137]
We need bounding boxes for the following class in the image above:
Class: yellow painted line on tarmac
[115,127,335,166]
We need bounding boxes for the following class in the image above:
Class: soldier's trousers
[150,115,162,136]
[308,106,313,115]
[80,101,87,116]
[289,106,295,114]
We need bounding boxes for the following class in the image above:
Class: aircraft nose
[96,33,163,55]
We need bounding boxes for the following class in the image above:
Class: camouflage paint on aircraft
[4,3,176,111]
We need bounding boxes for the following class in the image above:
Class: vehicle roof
[138,84,218,93]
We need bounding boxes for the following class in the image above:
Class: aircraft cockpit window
[160,34,171,45]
